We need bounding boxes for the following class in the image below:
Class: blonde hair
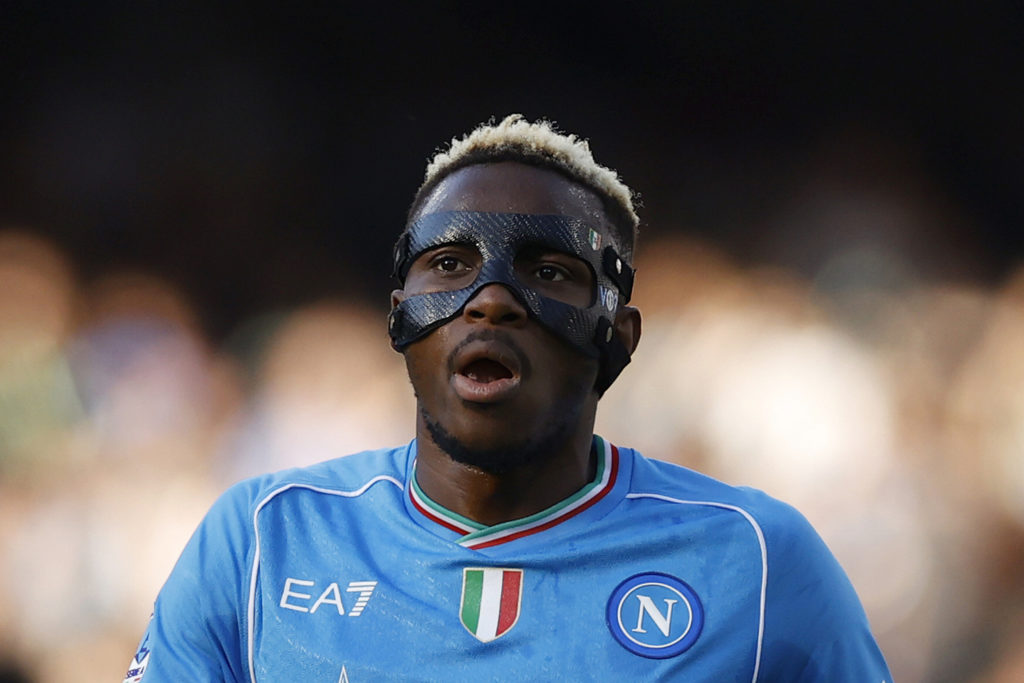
[409,114,639,259]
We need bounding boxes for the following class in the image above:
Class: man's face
[394,161,616,471]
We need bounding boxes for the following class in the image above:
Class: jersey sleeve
[756,497,893,682]
[123,479,259,683]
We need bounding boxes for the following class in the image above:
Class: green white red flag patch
[460,568,523,642]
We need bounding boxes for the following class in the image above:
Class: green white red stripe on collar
[408,435,619,549]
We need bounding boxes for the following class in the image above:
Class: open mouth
[460,358,514,383]
[450,340,525,403]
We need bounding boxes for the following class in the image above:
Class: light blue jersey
[125,437,891,682]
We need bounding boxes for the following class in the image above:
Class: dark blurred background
[2,1,1020,338]
[2,3,1023,682]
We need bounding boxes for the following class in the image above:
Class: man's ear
[390,289,406,309]
[615,305,641,356]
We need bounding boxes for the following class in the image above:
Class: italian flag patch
[460,568,523,642]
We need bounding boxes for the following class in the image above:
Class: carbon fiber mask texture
[388,211,635,393]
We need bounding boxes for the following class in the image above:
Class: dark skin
[392,161,641,526]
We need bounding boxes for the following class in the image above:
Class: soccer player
[125,115,891,681]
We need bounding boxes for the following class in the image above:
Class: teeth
[462,359,509,383]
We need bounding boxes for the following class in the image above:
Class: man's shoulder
[217,443,411,516]
[624,447,810,536]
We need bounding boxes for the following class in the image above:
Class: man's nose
[463,283,528,326]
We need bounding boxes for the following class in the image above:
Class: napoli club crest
[606,572,704,658]
[460,567,523,642]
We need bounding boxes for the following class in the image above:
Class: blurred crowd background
[1,3,1022,682]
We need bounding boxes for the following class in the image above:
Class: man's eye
[434,256,466,273]
[535,264,568,281]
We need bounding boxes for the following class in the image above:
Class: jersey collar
[405,435,623,550]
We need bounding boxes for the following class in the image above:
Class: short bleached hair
[408,114,639,261]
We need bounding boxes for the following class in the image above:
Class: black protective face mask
[389,211,635,394]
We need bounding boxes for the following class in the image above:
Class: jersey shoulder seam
[625,491,768,683]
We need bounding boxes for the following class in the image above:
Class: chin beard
[420,405,579,475]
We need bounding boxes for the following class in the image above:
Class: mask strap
[602,246,634,302]
[392,232,411,281]
[593,317,631,395]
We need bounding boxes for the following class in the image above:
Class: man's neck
[413,428,597,527]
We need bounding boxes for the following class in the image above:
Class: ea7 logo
[606,573,704,659]
[279,577,377,616]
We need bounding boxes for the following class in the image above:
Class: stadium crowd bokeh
[1,4,1022,682]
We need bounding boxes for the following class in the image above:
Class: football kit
[125,436,891,681]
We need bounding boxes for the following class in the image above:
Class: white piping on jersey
[246,475,403,683]
[625,493,768,683]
